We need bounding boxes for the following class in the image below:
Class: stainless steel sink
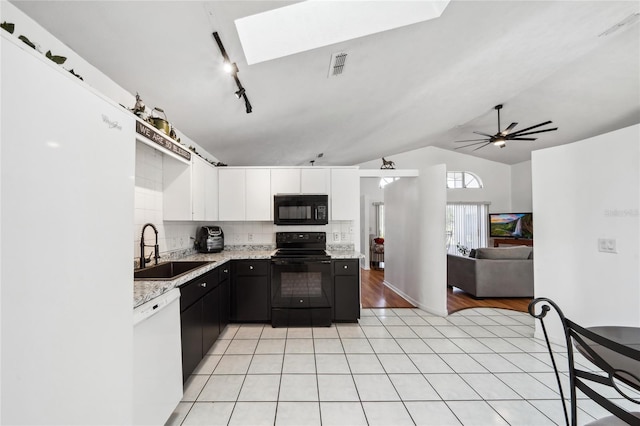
[134,261,212,281]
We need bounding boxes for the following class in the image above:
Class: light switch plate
[598,238,617,253]
[333,232,340,242]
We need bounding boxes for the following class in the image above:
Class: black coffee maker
[195,226,224,253]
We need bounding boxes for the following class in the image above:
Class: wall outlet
[248,233,253,242]
[341,232,347,241]
[333,232,341,242]
[598,238,617,253]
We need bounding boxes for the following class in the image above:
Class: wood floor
[361,268,530,314]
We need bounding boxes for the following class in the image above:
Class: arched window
[447,171,483,189]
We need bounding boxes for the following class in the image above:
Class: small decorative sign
[135,120,191,161]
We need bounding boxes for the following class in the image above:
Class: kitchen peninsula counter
[134,249,362,308]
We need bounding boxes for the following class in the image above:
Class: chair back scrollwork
[528,298,640,426]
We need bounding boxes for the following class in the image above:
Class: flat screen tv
[489,213,533,239]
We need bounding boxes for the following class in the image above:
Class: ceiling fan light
[493,139,506,148]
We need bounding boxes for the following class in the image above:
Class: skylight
[235,1,451,65]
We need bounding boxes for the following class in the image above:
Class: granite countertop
[133,249,362,309]
[327,250,364,259]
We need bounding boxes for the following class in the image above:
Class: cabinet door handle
[343,265,348,269]
[223,269,228,273]
[249,265,254,270]
[200,283,207,288]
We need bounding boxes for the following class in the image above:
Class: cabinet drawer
[233,260,269,276]
[180,270,218,311]
[334,260,358,276]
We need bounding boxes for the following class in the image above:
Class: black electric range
[270,232,332,327]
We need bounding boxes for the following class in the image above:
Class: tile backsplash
[134,142,355,262]
[213,221,355,246]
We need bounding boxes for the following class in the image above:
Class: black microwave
[274,194,329,225]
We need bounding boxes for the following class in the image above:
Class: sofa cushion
[475,246,532,260]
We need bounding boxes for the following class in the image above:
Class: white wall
[384,166,447,315]
[384,178,420,305]
[532,124,640,339]
[511,160,533,212]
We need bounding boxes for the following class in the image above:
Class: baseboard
[382,280,448,317]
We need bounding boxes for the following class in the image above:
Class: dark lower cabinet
[231,260,270,322]
[202,285,220,350]
[179,265,227,382]
[219,265,230,330]
[180,301,203,383]
[333,259,361,322]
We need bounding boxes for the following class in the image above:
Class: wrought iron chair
[528,298,640,426]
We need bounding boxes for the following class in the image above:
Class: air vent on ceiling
[598,12,640,37]
[328,52,348,77]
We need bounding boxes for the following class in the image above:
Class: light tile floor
[166,307,638,426]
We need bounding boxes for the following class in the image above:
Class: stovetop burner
[272,232,330,260]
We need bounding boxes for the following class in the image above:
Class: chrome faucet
[140,223,160,269]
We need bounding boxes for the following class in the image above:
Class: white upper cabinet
[191,156,207,221]
[246,169,271,220]
[301,168,330,194]
[218,168,246,221]
[204,162,219,221]
[191,155,218,221]
[330,168,359,220]
[164,154,218,221]
[271,168,301,195]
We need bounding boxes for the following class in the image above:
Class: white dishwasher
[133,288,183,426]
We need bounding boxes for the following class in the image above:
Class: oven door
[271,258,332,309]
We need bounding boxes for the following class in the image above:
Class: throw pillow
[475,246,532,260]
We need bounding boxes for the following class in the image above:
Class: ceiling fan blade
[472,131,495,138]
[508,137,537,141]
[511,127,558,137]
[454,141,491,150]
[501,122,518,135]
[472,142,492,151]
[509,121,552,135]
[454,138,490,143]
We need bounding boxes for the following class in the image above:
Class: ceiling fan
[455,104,557,151]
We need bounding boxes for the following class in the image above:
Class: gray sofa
[447,246,534,298]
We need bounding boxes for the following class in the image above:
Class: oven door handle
[271,259,331,265]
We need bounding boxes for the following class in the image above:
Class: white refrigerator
[1,34,135,424]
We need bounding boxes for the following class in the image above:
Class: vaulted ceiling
[11,1,640,166]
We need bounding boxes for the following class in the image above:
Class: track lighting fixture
[212,32,253,114]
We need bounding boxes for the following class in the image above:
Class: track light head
[235,88,246,99]
[224,62,239,74]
